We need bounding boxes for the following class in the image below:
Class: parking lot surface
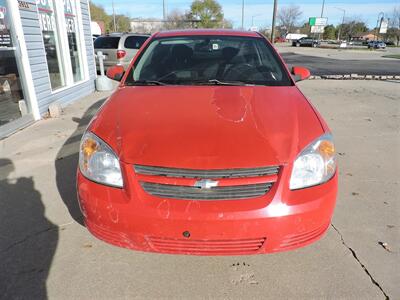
[0,80,399,299]
[277,44,400,76]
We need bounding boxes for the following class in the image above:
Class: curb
[309,74,400,80]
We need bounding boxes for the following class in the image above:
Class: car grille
[147,236,266,254]
[135,165,279,200]
[140,182,273,200]
[134,165,279,179]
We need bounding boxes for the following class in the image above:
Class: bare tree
[165,10,192,30]
[388,6,400,45]
[277,5,303,33]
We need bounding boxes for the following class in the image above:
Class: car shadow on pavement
[55,98,106,226]
[0,158,58,299]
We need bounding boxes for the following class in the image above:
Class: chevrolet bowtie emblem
[194,179,219,189]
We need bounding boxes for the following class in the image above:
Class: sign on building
[0,1,12,47]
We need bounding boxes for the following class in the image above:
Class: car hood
[90,85,324,168]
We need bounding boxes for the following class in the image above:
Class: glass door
[0,0,29,127]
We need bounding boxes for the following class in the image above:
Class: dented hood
[90,85,324,168]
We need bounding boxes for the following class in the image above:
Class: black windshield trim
[123,35,294,87]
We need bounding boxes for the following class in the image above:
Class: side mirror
[106,65,125,81]
[291,66,311,82]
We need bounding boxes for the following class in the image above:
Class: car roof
[98,33,150,38]
[154,29,262,38]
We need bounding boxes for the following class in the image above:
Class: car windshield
[125,35,292,86]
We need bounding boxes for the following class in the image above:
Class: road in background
[276,44,400,76]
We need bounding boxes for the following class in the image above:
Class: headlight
[79,132,123,188]
[289,133,336,190]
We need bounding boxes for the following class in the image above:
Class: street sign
[311,25,325,33]
[379,19,388,34]
[309,17,328,26]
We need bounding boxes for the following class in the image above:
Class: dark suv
[292,37,320,47]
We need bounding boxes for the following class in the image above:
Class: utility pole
[334,7,345,41]
[318,0,325,40]
[112,0,116,32]
[163,0,166,22]
[241,0,245,30]
[271,0,278,44]
[320,0,325,17]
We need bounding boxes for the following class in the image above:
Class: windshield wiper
[193,79,253,86]
[126,80,167,86]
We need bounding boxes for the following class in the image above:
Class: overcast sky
[92,0,399,29]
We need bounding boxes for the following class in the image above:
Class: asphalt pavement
[0,80,399,299]
[281,52,400,76]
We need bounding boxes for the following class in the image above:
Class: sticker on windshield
[212,43,219,50]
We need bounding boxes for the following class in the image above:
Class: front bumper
[77,164,337,255]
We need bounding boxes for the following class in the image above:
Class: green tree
[323,25,337,40]
[338,20,368,40]
[89,2,112,32]
[115,14,131,32]
[189,0,224,28]
[299,22,310,35]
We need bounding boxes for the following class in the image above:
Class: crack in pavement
[0,221,74,255]
[331,224,389,300]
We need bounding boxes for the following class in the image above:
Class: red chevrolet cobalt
[77,30,337,255]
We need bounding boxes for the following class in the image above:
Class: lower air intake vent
[148,236,266,254]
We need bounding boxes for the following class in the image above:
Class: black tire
[296,42,300,47]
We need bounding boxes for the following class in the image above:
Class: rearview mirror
[106,65,125,81]
[291,66,311,82]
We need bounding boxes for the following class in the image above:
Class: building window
[37,0,66,90]
[64,0,83,82]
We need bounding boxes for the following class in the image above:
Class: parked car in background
[78,29,338,255]
[93,33,150,71]
[367,40,386,49]
[292,37,320,47]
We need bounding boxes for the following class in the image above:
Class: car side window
[94,37,120,49]
[124,36,148,49]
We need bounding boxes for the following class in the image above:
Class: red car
[77,30,337,255]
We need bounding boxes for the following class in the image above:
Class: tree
[89,1,131,32]
[323,25,337,40]
[299,22,310,35]
[115,15,131,32]
[165,10,192,30]
[89,2,112,32]
[387,6,400,45]
[277,5,303,33]
[337,18,368,40]
[189,0,224,28]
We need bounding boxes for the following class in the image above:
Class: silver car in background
[94,33,150,71]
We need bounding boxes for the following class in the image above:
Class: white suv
[94,33,150,71]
